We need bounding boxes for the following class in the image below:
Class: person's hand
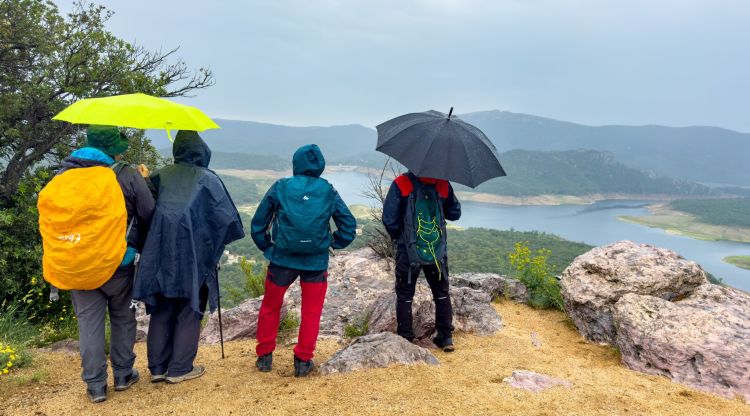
[137,164,150,178]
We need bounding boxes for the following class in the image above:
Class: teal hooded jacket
[251,144,356,271]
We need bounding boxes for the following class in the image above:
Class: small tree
[361,158,401,259]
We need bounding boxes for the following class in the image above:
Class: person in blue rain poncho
[134,130,244,384]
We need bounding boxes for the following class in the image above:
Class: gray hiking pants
[70,267,136,389]
[146,285,208,377]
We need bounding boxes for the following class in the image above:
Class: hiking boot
[293,356,314,377]
[114,368,140,391]
[86,385,107,403]
[433,336,455,352]
[165,365,205,384]
[256,353,273,372]
[151,372,167,383]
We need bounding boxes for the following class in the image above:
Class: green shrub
[240,257,266,298]
[278,312,300,337]
[343,312,370,338]
[508,242,564,311]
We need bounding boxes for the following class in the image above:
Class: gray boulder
[561,240,706,344]
[319,332,439,375]
[282,248,394,338]
[613,284,750,401]
[367,284,503,342]
[503,370,573,393]
[200,297,286,344]
[135,302,149,342]
[451,273,529,304]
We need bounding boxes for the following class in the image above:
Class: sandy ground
[2,302,747,416]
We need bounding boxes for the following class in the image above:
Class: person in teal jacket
[251,144,356,376]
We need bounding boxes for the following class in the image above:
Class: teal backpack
[401,174,448,282]
[273,176,334,255]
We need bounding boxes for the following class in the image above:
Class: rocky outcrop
[561,240,706,344]
[367,285,503,342]
[135,302,149,342]
[282,249,395,338]
[503,370,573,393]
[39,339,79,355]
[201,298,286,344]
[451,273,528,304]
[319,332,439,375]
[562,240,750,401]
[613,285,750,401]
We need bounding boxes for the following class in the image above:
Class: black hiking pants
[394,251,454,341]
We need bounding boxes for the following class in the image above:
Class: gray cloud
[55,0,750,131]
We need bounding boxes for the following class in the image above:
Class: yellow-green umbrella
[52,93,219,139]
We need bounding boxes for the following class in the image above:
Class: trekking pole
[216,265,225,359]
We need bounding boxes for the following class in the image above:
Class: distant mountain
[203,148,717,198]
[461,110,750,186]
[470,150,716,197]
[149,119,375,161]
[149,111,750,186]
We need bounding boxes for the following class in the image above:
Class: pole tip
[448,107,454,119]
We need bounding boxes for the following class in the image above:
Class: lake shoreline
[618,204,750,245]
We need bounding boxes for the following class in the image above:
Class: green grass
[343,312,370,338]
[723,255,750,271]
[278,312,300,339]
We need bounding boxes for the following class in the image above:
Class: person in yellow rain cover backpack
[38,125,154,403]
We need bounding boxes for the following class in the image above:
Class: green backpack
[401,174,447,282]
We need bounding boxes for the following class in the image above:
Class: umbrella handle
[166,129,173,142]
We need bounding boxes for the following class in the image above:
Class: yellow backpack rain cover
[38,166,127,290]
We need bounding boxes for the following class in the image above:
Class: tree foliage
[0,0,213,203]
[0,0,213,322]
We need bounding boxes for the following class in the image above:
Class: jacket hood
[173,130,211,168]
[292,144,325,177]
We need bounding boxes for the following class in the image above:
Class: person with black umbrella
[377,108,506,351]
[382,172,462,350]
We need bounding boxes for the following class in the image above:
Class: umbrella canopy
[376,108,506,188]
[52,93,219,134]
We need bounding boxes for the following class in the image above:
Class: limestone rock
[613,285,750,401]
[135,302,149,342]
[451,273,529,304]
[41,339,79,355]
[367,285,502,341]
[319,332,439,375]
[503,370,573,393]
[200,297,286,344]
[282,248,395,338]
[561,240,706,344]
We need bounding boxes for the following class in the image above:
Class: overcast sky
[55,0,750,131]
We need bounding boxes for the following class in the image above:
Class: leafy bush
[343,312,370,338]
[278,312,300,338]
[508,242,564,310]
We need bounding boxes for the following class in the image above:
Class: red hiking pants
[255,263,328,361]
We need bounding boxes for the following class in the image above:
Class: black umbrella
[375,108,506,188]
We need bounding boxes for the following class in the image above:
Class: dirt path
[1,303,747,416]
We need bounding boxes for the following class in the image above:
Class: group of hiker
[38,124,462,403]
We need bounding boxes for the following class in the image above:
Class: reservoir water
[324,171,750,291]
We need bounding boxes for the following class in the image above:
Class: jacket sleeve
[443,182,462,221]
[382,180,406,240]
[330,189,357,249]
[250,181,279,251]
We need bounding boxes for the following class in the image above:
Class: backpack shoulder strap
[110,161,135,238]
